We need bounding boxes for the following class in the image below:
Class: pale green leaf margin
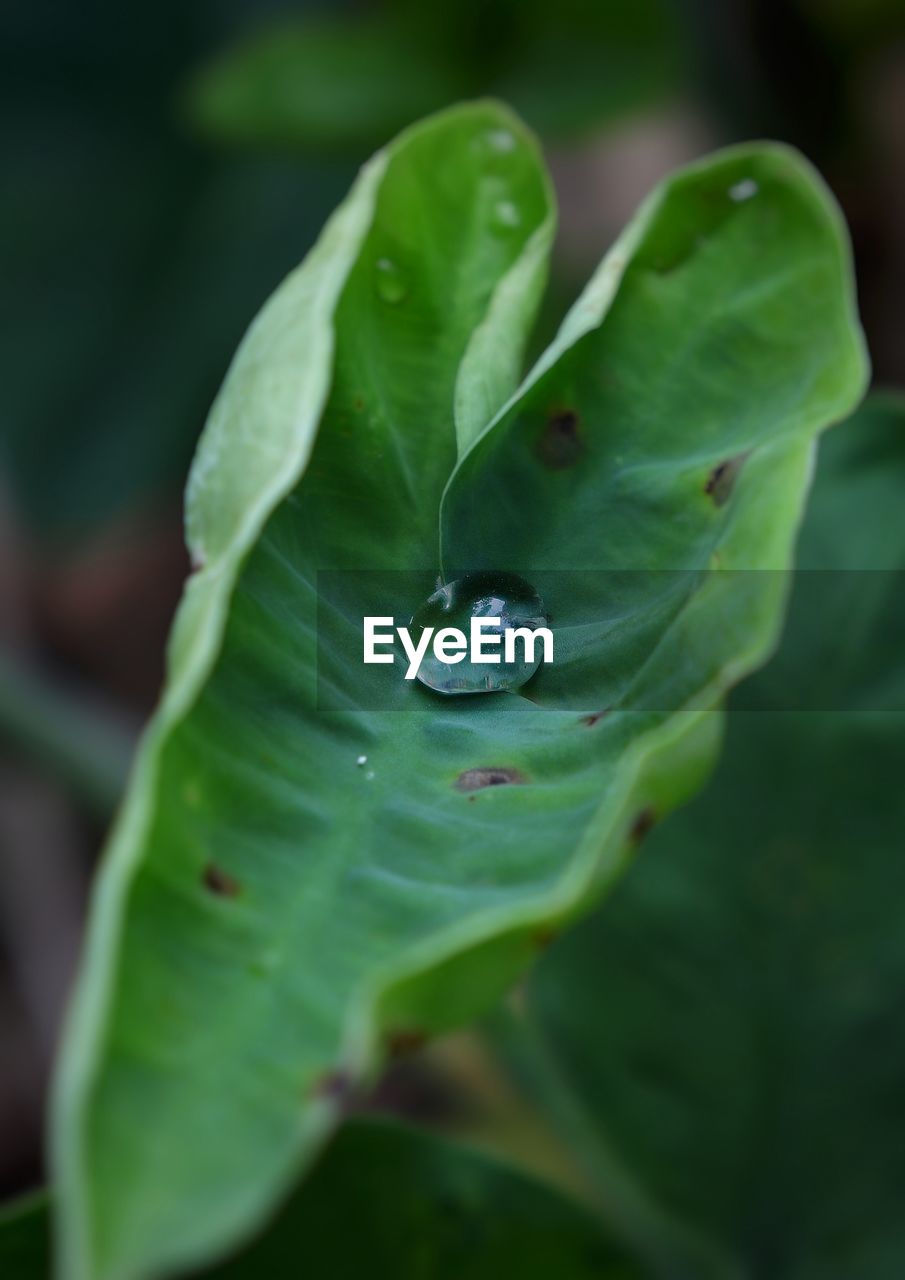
[51,162,382,1279]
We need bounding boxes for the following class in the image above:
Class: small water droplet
[410,571,549,697]
[486,127,517,154]
[728,178,759,203]
[374,257,407,304]
[493,200,521,231]
[356,755,367,767]
[364,770,376,781]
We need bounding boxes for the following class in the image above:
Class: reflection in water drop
[493,200,521,230]
[729,178,759,203]
[410,571,549,696]
[374,257,408,303]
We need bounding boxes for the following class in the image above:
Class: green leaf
[185,18,468,154]
[510,395,905,1277]
[185,0,683,152]
[0,1123,644,1280]
[442,144,867,711]
[0,1193,50,1279]
[51,103,866,1280]
[216,1120,644,1279]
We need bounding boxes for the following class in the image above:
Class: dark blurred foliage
[1,0,905,1205]
[1,0,355,542]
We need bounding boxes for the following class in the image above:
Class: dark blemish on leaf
[385,1029,427,1059]
[364,1059,459,1123]
[455,767,527,792]
[533,927,559,951]
[310,1069,353,1102]
[537,408,584,469]
[705,453,749,506]
[202,863,240,898]
[353,396,364,411]
[630,807,657,844]
[580,708,610,727]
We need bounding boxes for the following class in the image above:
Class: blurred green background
[2,0,905,1205]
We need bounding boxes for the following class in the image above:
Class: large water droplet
[374,257,408,304]
[410,571,549,696]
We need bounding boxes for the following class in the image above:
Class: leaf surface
[52,105,866,1280]
[217,1120,645,1279]
[512,396,905,1278]
[0,1123,645,1280]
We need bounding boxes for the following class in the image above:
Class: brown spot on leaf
[705,453,748,506]
[630,807,657,844]
[385,1028,427,1059]
[537,408,584,469]
[533,927,559,951]
[580,709,610,727]
[202,863,240,898]
[455,767,527,792]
